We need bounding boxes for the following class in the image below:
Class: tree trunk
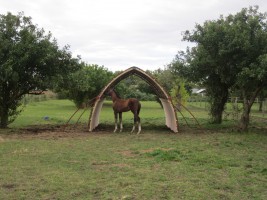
[258,98,263,112]
[210,86,229,124]
[239,99,251,131]
[211,109,224,124]
[0,106,9,128]
[0,83,24,128]
[239,87,262,131]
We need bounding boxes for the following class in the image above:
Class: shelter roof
[89,66,178,133]
[97,66,169,99]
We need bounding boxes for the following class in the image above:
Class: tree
[175,19,239,124]
[113,71,156,101]
[236,54,267,130]
[152,68,175,92]
[0,12,80,128]
[170,79,190,110]
[227,7,267,130]
[55,63,113,107]
[172,6,267,129]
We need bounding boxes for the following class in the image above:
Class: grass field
[10,100,168,129]
[0,99,266,199]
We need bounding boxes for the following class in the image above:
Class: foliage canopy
[54,63,113,107]
[0,12,80,127]
[172,6,267,130]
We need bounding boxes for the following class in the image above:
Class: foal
[106,89,141,134]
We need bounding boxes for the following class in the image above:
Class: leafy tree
[152,68,175,92]
[55,63,113,107]
[114,73,156,101]
[170,79,190,110]
[172,6,267,129]
[236,54,267,130]
[0,12,80,128]
[229,7,267,130]
[175,19,239,124]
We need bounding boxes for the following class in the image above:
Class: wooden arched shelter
[88,66,178,132]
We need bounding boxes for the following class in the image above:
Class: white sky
[1,0,267,71]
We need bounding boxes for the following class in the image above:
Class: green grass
[11,99,267,129]
[1,131,266,199]
[0,99,266,199]
[10,100,77,128]
[11,100,167,129]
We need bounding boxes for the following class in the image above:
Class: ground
[1,125,266,199]
[0,99,266,199]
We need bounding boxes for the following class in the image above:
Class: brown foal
[106,89,141,134]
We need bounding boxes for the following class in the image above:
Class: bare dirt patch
[1,183,16,190]
[1,122,266,141]
[0,124,221,141]
[91,160,131,171]
[140,147,175,153]
[0,124,114,140]
[118,150,138,157]
[1,123,198,141]
[118,147,176,158]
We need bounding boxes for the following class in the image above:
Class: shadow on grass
[1,119,266,138]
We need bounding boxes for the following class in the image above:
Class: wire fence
[188,96,267,120]
[22,91,58,105]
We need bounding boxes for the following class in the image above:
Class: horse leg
[131,113,136,133]
[114,112,118,132]
[131,122,136,133]
[137,115,141,134]
[131,113,140,134]
[119,112,123,132]
[136,103,141,134]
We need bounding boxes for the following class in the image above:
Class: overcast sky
[1,0,267,71]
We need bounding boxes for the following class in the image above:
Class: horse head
[105,88,114,96]
[105,88,121,99]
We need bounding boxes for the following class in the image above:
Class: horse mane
[113,89,121,99]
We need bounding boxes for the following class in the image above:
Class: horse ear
[109,88,114,92]
[105,88,113,95]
